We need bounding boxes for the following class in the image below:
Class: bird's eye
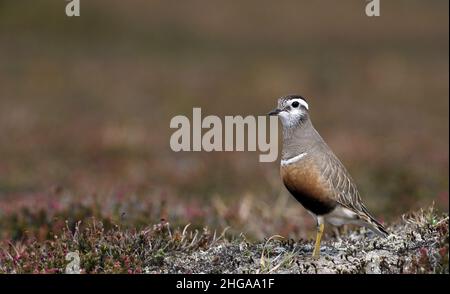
[292,101,300,108]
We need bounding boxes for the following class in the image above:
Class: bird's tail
[363,215,389,238]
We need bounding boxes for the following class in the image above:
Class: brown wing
[318,148,369,215]
[317,148,389,236]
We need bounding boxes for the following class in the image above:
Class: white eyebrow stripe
[281,152,308,166]
[297,99,309,110]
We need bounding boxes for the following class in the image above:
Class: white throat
[278,109,307,128]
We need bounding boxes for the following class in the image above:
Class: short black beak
[267,108,281,116]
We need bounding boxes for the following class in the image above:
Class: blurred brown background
[0,0,448,240]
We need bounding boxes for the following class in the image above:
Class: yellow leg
[312,223,324,259]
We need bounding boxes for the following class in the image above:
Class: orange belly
[281,162,336,215]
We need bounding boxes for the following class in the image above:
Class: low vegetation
[0,205,447,274]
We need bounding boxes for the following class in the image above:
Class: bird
[268,94,388,258]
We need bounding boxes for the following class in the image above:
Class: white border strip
[281,152,308,166]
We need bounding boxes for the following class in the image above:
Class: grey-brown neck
[281,116,325,160]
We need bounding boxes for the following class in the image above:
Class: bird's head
[268,95,309,128]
